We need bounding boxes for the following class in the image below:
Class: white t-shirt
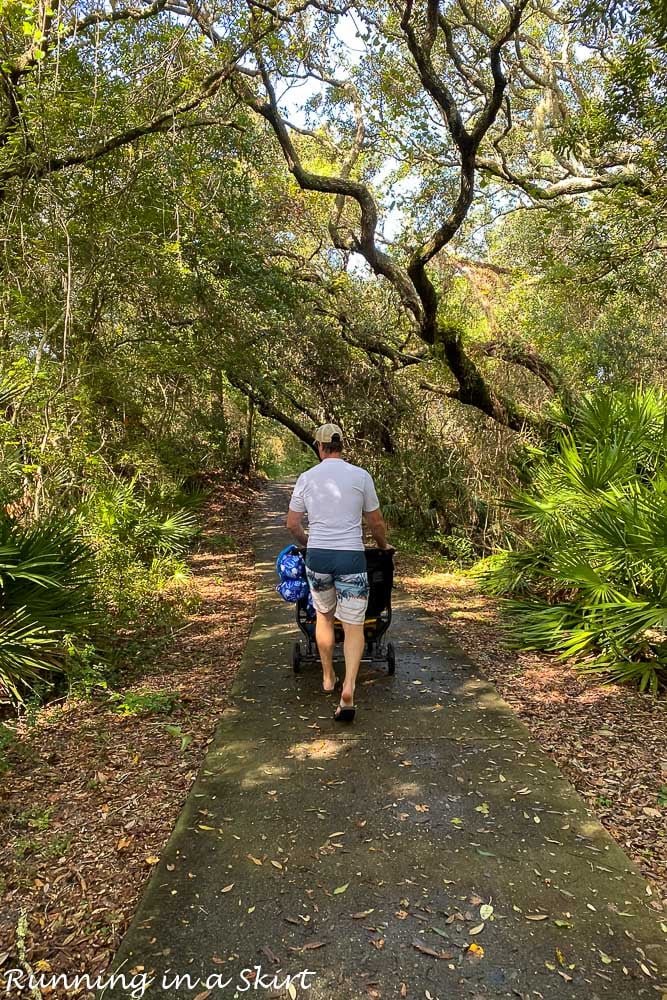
[289,459,380,551]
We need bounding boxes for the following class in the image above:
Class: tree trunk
[210,368,228,460]
[240,397,254,474]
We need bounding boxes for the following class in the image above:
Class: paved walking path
[103,482,665,1000]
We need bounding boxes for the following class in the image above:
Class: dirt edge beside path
[0,477,260,987]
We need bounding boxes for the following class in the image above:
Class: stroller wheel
[386,642,396,675]
[292,641,302,673]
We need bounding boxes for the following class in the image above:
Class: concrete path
[102,482,665,1000]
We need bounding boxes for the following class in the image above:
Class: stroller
[292,547,396,675]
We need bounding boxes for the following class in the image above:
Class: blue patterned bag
[275,545,309,603]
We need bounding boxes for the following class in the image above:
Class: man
[286,423,390,723]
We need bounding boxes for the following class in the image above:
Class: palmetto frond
[0,372,28,414]
[81,478,198,560]
[481,387,667,690]
[0,513,97,703]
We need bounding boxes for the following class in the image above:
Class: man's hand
[364,508,390,550]
[286,509,308,547]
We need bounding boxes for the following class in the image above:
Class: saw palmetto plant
[80,478,199,563]
[480,386,667,693]
[0,514,97,703]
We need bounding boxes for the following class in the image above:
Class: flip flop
[334,700,356,723]
[322,677,339,694]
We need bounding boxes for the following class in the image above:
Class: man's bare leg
[316,610,337,691]
[340,623,365,707]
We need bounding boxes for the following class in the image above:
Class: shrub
[111,689,181,716]
[433,528,477,566]
[205,532,236,554]
[0,467,201,704]
[95,549,198,641]
[0,512,97,703]
[67,643,114,699]
[80,477,199,563]
[479,386,667,693]
[79,478,200,641]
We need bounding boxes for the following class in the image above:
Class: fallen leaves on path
[287,941,325,953]
[412,940,455,960]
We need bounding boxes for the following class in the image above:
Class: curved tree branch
[0,27,260,191]
[225,372,318,453]
[481,340,565,396]
[235,62,424,321]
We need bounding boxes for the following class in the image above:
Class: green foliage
[67,644,113,699]
[96,549,197,642]
[13,836,40,860]
[0,512,97,703]
[0,723,15,773]
[74,478,200,646]
[16,804,53,832]
[204,532,236,554]
[362,397,518,556]
[164,723,192,752]
[12,810,71,861]
[81,478,199,562]
[490,202,667,392]
[0,456,200,705]
[432,528,478,566]
[43,834,72,860]
[258,434,315,480]
[480,386,667,693]
[110,689,180,716]
[0,0,665,722]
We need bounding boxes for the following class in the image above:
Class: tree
[184,0,658,434]
[0,0,273,198]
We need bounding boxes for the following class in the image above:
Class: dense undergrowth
[477,387,667,693]
[0,472,201,707]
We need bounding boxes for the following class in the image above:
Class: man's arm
[286,473,308,546]
[364,508,390,550]
[286,509,308,547]
[362,472,391,550]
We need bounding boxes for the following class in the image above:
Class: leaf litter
[0,478,259,984]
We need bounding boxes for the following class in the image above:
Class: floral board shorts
[305,549,369,626]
